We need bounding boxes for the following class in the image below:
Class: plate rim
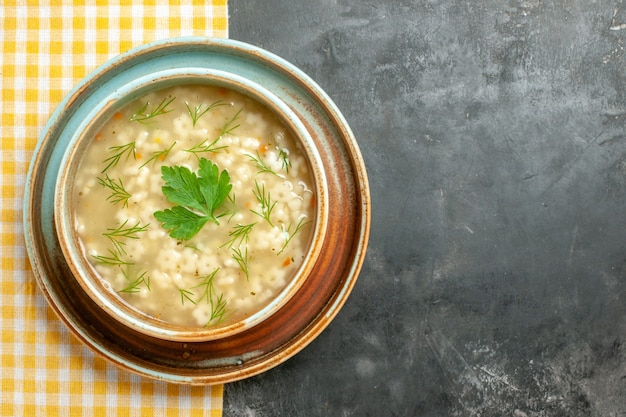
[23,37,371,384]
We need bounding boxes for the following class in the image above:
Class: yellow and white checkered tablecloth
[1,2,228,415]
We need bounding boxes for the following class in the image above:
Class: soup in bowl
[55,73,328,342]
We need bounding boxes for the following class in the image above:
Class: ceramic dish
[23,37,370,384]
[55,70,329,343]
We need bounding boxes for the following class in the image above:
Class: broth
[73,84,315,327]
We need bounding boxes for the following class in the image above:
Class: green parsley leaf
[154,158,232,240]
[153,206,210,240]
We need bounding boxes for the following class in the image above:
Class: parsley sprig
[153,158,232,240]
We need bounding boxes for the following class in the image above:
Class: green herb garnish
[183,108,242,156]
[102,141,136,173]
[192,268,228,325]
[192,268,220,303]
[178,288,197,305]
[185,100,227,127]
[278,217,310,255]
[92,249,133,266]
[184,137,228,156]
[207,293,227,326]
[232,246,250,280]
[219,108,242,137]
[97,175,131,207]
[129,96,175,124]
[246,151,282,178]
[250,180,276,227]
[139,141,176,169]
[102,220,150,256]
[118,270,150,294]
[220,222,256,249]
[153,158,232,240]
[278,148,291,173]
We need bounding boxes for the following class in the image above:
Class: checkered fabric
[1,2,228,416]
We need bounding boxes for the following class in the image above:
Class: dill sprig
[185,100,227,127]
[118,270,150,294]
[102,220,150,256]
[139,141,176,169]
[129,96,175,124]
[182,108,242,157]
[101,141,136,173]
[278,217,311,255]
[97,175,131,207]
[192,268,228,326]
[220,222,256,249]
[245,151,283,178]
[184,136,228,156]
[178,288,197,305]
[219,108,242,137]
[250,180,277,227]
[278,148,291,173]
[193,268,221,304]
[92,249,133,266]
[207,292,227,327]
[232,246,250,280]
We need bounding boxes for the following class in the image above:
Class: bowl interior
[54,70,328,342]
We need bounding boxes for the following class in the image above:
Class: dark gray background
[225,1,626,416]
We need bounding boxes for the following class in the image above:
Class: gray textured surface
[226,1,626,416]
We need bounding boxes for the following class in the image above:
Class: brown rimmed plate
[23,37,370,385]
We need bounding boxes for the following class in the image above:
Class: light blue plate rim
[23,37,370,384]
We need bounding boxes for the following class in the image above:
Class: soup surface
[73,84,315,327]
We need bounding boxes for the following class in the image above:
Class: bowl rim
[53,69,330,342]
[23,36,371,385]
